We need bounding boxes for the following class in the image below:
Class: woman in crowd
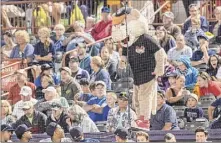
[2,32,16,59]
[66,104,99,133]
[10,30,34,63]
[90,56,111,90]
[0,100,15,125]
[155,26,176,53]
[210,6,221,45]
[34,27,55,67]
[206,55,221,81]
[104,39,120,63]
[165,75,188,106]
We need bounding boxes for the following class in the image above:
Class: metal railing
[200,0,220,22]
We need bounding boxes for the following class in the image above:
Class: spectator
[114,56,133,81]
[182,4,209,34]
[69,126,100,142]
[164,133,176,142]
[206,55,221,81]
[104,39,120,64]
[197,71,221,98]
[12,86,38,120]
[1,100,15,125]
[85,16,96,32]
[14,101,47,134]
[77,42,92,74]
[161,70,177,91]
[15,124,32,143]
[91,6,112,41]
[155,26,176,53]
[176,56,198,89]
[167,34,192,64]
[75,79,94,107]
[10,30,34,63]
[210,115,221,129]
[68,56,90,82]
[46,100,70,133]
[150,91,179,130]
[2,31,16,59]
[84,81,107,122]
[8,69,36,105]
[64,21,94,51]
[35,86,69,117]
[0,124,14,143]
[184,17,208,51]
[66,104,99,133]
[184,93,203,122]
[210,6,221,45]
[60,67,82,101]
[114,127,129,142]
[165,75,188,106]
[34,27,55,66]
[40,122,72,142]
[136,131,149,142]
[51,24,66,53]
[106,92,137,132]
[195,126,208,142]
[162,11,181,38]
[100,46,118,80]
[90,56,111,90]
[208,97,221,121]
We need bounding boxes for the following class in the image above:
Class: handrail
[150,1,170,20]
[1,61,22,70]
[1,66,33,79]
[61,36,112,67]
[1,0,71,5]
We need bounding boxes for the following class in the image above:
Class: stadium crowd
[1,0,221,142]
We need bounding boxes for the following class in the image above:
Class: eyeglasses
[22,108,30,111]
[1,105,9,107]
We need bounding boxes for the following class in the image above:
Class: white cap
[19,86,32,96]
[42,86,56,93]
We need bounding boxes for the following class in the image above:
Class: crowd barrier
[10,129,221,142]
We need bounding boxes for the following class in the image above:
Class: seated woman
[34,27,55,67]
[10,30,34,63]
[165,75,188,106]
[2,32,16,60]
[155,26,176,53]
[176,56,199,89]
[0,100,16,125]
[206,55,221,81]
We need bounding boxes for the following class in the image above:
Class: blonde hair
[107,92,117,100]
[191,17,201,26]
[91,56,104,68]
[38,27,51,48]
[1,100,12,115]
[15,30,30,43]
[54,24,65,32]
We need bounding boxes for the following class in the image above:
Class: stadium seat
[185,118,209,131]
[173,106,186,117]
[198,96,216,108]
[111,78,133,93]
[95,121,107,132]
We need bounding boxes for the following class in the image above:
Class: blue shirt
[10,44,34,59]
[79,93,93,102]
[34,74,60,88]
[102,105,111,121]
[87,96,106,122]
[211,98,221,107]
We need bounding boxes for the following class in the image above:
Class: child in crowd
[184,93,204,122]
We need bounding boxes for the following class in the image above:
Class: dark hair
[164,133,175,141]
[3,31,13,37]
[189,3,198,9]
[157,90,165,99]
[195,126,208,136]
[79,79,90,86]
[89,82,96,91]
[208,55,220,70]
[136,131,149,140]
[40,74,54,86]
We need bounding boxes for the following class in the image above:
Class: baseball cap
[51,100,62,110]
[41,63,53,71]
[59,67,72,75]
[14,69,27,77]
[15,124,32,139]
[1,124,14,132]
[188,93,198,102]
[69,126,83,141]
[165,71,177,78]
[20,86,32,96]
[42,86,57,93]
[101,6,110,13]
[114,127,128,140]
[95,81,106,88]
[46,122,58,137]
[22,101,34,110]
[112,7,132,25]
[118,92,129,100]
[162,11,174,19]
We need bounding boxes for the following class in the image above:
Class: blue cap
[101,6,110,13]
[15,124,31,139]
[46,122,58,137]
[1,124,14,132]
[69,126,83,140]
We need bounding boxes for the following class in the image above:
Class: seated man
[208,97,221,122]
[150,91,179,130]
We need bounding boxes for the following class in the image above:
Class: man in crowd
[12,86,38,120]
[208,97,221,121]
[60,67,82,102]
[40,122,72,142]
[114,127,129,142]
[164,133,177,142]
[8,69,36,104]
[195,126,208,142]
[14,101,47,134]
[136,131,150,142]
[0,124,14,142]
[150,91,179,130]
[15,124,32,142]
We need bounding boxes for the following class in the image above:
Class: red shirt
[200,81,221,97]
[7,82,36,105]
[91,19,112,41]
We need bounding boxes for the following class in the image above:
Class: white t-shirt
[167,45,193,61]
[216,67,221,79]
